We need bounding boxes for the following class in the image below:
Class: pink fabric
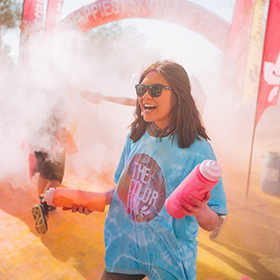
[29,152,36,180]
[21,0,45,31]
[45,0,65,32]
[225,0,254,99]
[61,0,230,52]
[255,0,280,126]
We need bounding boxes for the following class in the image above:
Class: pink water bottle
[44,187,106,212]
[165,160,222,219]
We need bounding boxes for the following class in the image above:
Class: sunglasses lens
[150,85,162,97]
[136,84,167,97]
[136,84,146,97]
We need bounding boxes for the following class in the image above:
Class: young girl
[70,60,227,280]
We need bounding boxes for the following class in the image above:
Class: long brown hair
[130,60,210,148]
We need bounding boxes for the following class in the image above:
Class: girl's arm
[104,186,116,205]
[104,96,136,106]
[63,186,116,215]
[80,90,136,106]
[178,192,219,231]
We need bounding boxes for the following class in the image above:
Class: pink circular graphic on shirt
[117,153,166,222]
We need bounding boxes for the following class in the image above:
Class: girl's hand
[178,192,219,231]
[178,192,211,217]
[62,205,93,215]
[79,90,103,105]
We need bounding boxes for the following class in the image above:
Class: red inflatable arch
[61,0,230,53]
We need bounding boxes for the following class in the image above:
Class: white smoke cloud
[0,24,159,185]
[2,13,279,192]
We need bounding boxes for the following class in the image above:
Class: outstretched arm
[80,90,136,106]
[104,96,136,106]
[63,186,117,215]
[79,90,103,105]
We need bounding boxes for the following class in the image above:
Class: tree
[0,0,21,33]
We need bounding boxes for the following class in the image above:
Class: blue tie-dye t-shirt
[104,131,227,280]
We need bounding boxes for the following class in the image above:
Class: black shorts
[100,269,146,280]
[33,151,65,183]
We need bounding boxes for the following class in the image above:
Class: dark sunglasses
[135,83,173,97]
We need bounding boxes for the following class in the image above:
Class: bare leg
[43,179,61,194]
[37,177,61,198]
[37,177,50,197]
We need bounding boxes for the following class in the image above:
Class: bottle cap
[199,160,222,181]
[45,188,55,206]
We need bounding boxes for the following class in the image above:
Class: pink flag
[255,0,280,126]
[224,0,254,101]
[45,0,65,32]
[21,0,45,33]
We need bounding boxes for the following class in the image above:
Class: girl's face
[138,71,174,130]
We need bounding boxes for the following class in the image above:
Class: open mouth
[144,104,157,112]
